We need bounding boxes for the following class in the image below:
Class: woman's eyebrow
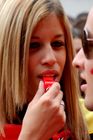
[31,34,65,40]
[55,34,64,37]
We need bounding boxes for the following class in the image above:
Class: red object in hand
[52,130,72,140]
[0,124,21,140]
[43,76,54,92]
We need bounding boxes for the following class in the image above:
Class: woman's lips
[80,84,87,92]
[38,70,59,81]
[80,73,87,93]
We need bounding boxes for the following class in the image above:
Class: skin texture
[72,7,93,111]
[28,13,66,100]
[19,82,65,140]
[18,13,66,140]
[0,0,90,140]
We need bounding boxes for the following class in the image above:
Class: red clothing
[0,124,71,140]
[0,124,21,140]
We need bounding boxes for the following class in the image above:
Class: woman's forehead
[85,9,93,36]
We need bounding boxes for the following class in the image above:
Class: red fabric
[0,124,71,140]
[0,124,21,140]
[52,130,71,140]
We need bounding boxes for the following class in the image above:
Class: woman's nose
[72,48,85,70]
[41,46,57,66]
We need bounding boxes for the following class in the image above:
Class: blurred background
[60,0,93,18]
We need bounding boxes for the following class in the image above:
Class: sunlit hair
[0,0,90,139]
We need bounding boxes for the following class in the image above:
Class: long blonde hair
[0,0,90,139]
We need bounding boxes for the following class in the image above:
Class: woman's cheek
[90,68,93,75]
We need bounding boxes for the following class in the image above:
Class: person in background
[72,12,93,139]
[0,0,90,140]
[73,8,93,139]
[72,13,88,53]
[71,13,88,98]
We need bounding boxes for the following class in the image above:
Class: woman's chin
[84,97,93,111]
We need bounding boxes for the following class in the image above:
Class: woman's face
[73,48,93,110]
[73,9,93,111]
[28,13,66,99]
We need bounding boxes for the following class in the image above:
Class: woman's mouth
[39,75,58,82]
[81,84,87,92]
[38,70,59,82]
[80,80,87,93]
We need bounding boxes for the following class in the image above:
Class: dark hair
[72,12,88,38]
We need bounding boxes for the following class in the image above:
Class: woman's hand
[18,81,66,140]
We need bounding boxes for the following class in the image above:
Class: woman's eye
[29,42,41,49]
[51,41,65,48]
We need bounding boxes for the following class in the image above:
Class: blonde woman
[0,0,90,140]
[73,7,93,139]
